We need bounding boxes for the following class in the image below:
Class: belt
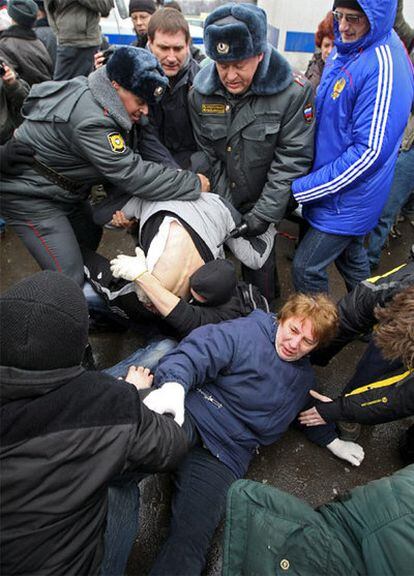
[33,158,83,194]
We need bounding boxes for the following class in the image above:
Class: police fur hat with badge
[204,2,268,62]
[106,46,169,105]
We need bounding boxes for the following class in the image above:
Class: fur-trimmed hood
[193,44,292,97]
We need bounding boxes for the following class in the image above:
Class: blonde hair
[374,285,414,369]
[278,293,338,347]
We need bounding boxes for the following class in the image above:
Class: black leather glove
[241,212,270,237]
[0,139,35,176]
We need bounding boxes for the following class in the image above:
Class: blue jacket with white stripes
[292,0,414,236]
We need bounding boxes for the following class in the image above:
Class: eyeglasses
[332,10,365,24]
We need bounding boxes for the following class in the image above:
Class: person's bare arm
[135,272,180,317]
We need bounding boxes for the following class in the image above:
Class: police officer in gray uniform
[189,3,315,302]
[0,46,209,285]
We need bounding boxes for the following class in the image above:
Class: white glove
[143,382,185,426]
[327,438,365,467]
[110,247,147,282]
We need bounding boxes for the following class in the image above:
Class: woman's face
[321,36,334,62]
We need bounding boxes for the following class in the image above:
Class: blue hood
[334,0,397,54]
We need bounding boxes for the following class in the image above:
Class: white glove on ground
[143,382,185,426]
[110,247,147,282]
[326,438,365,467]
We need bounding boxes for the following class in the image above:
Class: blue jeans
[104,337,177,379]
[367,147,414,269]
[293,227,370,293]
[150,445,237,576]
[101,479,141,576]
[101,338,177,575]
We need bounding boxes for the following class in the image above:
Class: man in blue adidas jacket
[292,0,414,294]
[139,294,365,576]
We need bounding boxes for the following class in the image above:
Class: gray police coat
[189,45,315,225]
[2,66,201,207]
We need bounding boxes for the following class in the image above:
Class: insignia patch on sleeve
[303,103,314,124]
[107,132,126,153]
[201,103,226,114]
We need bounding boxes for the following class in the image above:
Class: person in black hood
[0,270,188,576]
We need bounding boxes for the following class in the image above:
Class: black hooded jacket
[0,272,188,575]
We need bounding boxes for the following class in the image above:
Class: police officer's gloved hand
[143,382,185,426]
[241,212,270,237]
[0,139,35,176]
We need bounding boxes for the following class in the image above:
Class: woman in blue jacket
[292,0,414,294]
[137,293,365,576]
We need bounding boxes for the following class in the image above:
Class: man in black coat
[0,271,188,576]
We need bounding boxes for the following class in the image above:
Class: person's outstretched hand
[299,389,333,426]
[327,438,365,466]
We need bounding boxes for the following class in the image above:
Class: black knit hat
[0,271,89,370]
[190,259,237,306]
[106,46,168,104]
[129,0,156,15]
[333,0,364,12]
[7,0,38,28]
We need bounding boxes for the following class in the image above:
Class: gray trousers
[2,198,102,286]
[54,45,98,80]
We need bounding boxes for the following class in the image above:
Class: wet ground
[1,217,413,575]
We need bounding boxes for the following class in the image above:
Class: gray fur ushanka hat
[204,2,268,62]
[106,46,169,104]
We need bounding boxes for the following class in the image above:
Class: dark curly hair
[374,285,414,369]
[315,12,335,48]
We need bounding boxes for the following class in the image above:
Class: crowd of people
[0,0,413,574]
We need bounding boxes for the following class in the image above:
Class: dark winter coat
[35,17,57,68]
[189,45,315,223]
[312,259,414,365]
[223,466,414,576]
[0,269,188,576]
[44,0,113,47]
[0,25,53,85]
[1,66,200,208]
[149,57,200,169]
[305,51,325,93]
[0,75,29,144]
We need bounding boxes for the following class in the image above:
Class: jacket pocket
[242,122,280,167]
[202,121,228,142]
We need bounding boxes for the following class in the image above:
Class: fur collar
[88,66,132,132]
[193,45,292,97]
[0,24,37,40]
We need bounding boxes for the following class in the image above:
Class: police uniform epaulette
[292,72,306,87]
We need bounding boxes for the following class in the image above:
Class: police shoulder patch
[303,103,314,124]
[107,132,126,154]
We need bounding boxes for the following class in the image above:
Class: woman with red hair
[305,12,335,92]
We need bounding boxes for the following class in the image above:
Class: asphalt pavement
[1,217,413,576]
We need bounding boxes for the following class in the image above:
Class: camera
[0,63,6,77]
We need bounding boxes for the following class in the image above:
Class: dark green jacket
[189,45,315,224]
[2,66,201,206]
[223,466,414,576]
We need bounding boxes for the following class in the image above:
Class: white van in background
[100,3,204,49]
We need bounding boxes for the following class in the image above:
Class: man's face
[112,82,149,123]
[275,315,319,362]
[334,8,370,43]
[149,30,190,77]
[215,53,264,95]
[131,10,152,36]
